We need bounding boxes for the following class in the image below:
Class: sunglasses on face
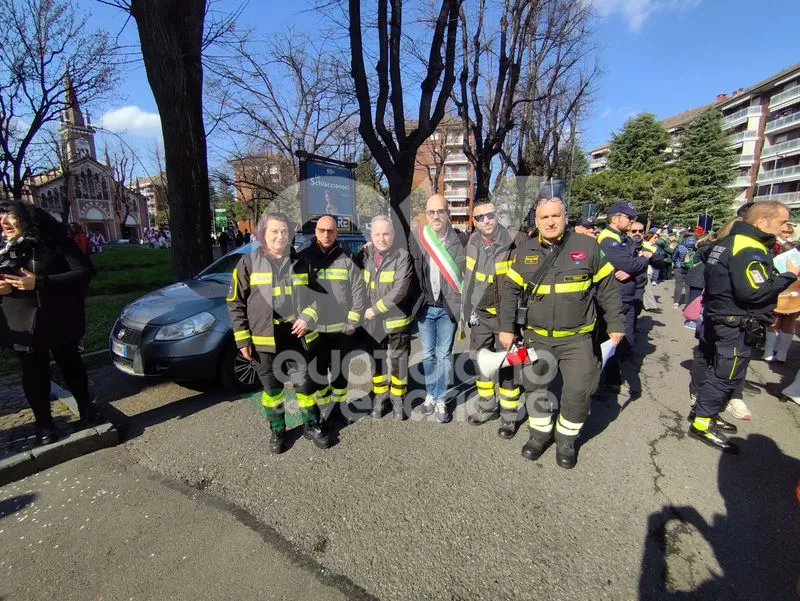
[473,211,497,222]
[426,209,447,217]
[630,229,644,233]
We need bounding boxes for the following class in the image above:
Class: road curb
[0,423,120,487]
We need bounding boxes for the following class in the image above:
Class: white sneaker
[420,395,436,415]
[726,398,752,420]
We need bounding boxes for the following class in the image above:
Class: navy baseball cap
[576,216,597,227]
[607,201,639,218]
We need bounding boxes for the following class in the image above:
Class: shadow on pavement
[638,433,800,600]
[0,493,36,520]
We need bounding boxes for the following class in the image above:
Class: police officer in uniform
[499,197,624,468]
[227,212,329,454]
[357,215,416,419]
[691,201,800,453]
[597,202,652,392]
[300,215,366,423]
[462,200,522,437]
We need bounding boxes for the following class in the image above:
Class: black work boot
[467,408,500,426]
[555,435,579,469]
[521,430,553,461]
[269,429,285,455]
[303,421,331,449]
[35,424,59,446]
[686,411,737,433]
[392,399,406,421]
[77,398,104,428]
[688,422,739,454]
[497,418,518,440]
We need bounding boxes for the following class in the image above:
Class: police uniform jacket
[356,244,416,337]
[461,225,515,323]
[227,247,318,353]
[300,238,367,333]
[703,221,797,320]
[597,226,650,304]
[499,231,624,338]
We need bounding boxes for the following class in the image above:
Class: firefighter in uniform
[596,202,652,392]
[499,197,624,468]
[356,215,416,420]
[462,200,522,438]
[691,201,799,453]
[300,215,367,423]
[227,212,329,454]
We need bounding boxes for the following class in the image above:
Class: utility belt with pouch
[710,314,769,350]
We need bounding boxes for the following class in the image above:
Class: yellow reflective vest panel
[499,231,624,338]
[355,245,416,335]
[226,249,319,352]
[461,225,516,322]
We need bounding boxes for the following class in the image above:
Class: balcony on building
[753,190,800,208]
[720,106,762,131]
[727,129,759,148]
[765,110,800,136]
[769,84,800,112]
[761,137,800,161]
[733,153,755,167]
[444,166,470,182]
[726,175,752,188]
[445,133,465,147]
[445,152,468,164]
[756,163,800,185]
[589,156,608,170]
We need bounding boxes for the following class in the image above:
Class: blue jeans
[417,305,457,402]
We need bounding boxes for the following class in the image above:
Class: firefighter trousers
[522,332,601,441]
[369,331,411,405]
[309,332,354,408]
[252,324,318,432]
[470,313,522,421]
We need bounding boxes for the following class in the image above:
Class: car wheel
[219,344,260,393]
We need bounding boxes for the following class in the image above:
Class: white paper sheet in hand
[600,340,616,371]
[773,247,800,274]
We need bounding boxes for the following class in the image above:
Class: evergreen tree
[607,113,670,173]
[676,108,736,224]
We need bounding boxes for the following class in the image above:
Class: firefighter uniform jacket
[703,221,797,320]
[461,225,516,322]
[356,244,416,337]
[227,248,319,353]
[597,226,649,304]
[499,231,624,338]
[300,239,367,333]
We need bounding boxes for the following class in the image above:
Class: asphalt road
[2,283,799,601]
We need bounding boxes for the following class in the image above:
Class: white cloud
[590,0,699,31]
[98,105,162,140]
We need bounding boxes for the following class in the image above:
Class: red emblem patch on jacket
[570,251,586,261]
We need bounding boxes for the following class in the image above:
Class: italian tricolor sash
[419,225,463,293]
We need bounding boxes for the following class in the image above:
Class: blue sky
[86,0,800,174]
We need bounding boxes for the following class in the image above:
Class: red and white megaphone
[476,345,538,379]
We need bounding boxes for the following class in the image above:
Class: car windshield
[195,245,254,281]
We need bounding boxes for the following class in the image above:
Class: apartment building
[413,118,476,229]
[588,62,800,211]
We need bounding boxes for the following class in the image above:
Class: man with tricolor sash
[409,194,467,423]
[461,200,523,438]
[300,215,367,424]
[356,215,417,420]
[499,197,624,469]
[227,212,330,454]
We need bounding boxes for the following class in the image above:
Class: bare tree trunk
[130,0,212,279]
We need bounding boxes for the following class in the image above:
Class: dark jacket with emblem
[597,226,650,305]
[409,226,467,322]
[703,221,796,320]
[461,225,517,323]
[499,231,624,338]
[299,238,367,332]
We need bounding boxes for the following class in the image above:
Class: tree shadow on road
[0,493,36,520]
[638,433,800,600]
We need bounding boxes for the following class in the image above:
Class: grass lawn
[0,245,177,378]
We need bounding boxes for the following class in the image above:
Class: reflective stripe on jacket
[356,245,415,334]
[300,239,367,333]
[226,249,318,352]
[461,225,516,322]
[499,231,624,338]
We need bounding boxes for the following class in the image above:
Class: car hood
[121,279,228,327]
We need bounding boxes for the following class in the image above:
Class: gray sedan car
[109,234,366,392]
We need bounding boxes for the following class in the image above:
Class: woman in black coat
[0,202,100,445]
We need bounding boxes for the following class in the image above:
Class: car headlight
[154,312,216,341]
